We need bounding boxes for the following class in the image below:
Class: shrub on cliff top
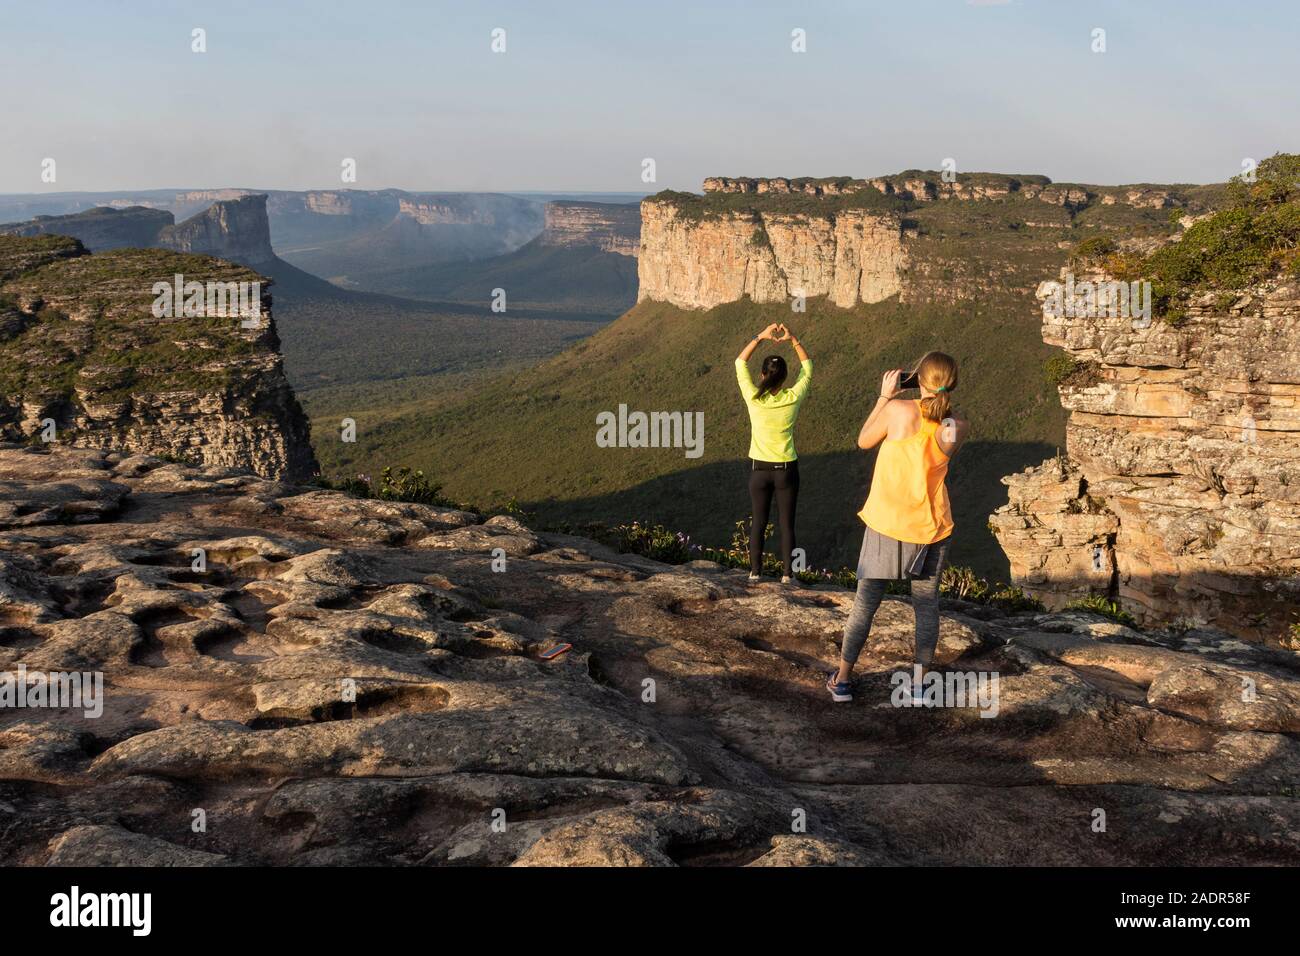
[1044,353,1077,387]
[1044,353,1100,389]
[1071,235,1116,262]
[1122,153,1300,316]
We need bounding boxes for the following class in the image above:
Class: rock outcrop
[1,195,276,267]
[637,173,1214,312]
[158,193,276,266]
[991,276,1300,645]
[397,198,499,226]
[1,443,1298,866]
[637,199,906,310]
[539,201,640,257]
[0,235,317,481]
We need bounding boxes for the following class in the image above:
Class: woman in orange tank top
[826,351,969,706]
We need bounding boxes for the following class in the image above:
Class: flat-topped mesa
[700,173,1179,211]
[640,173,1205,312]
[158,193,276,267]
[0,235,318,481]
[538,201,640,257]
[637,189,907,310]
[991,268,1300,646]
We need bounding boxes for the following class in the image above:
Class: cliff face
[158,193,276,266]
[397,198,497,226]
[539,201,640,256]
[0,235,317,481]
[637,200,906,309]
[636,173,1215,313]
[1,195,276,268]
[991,275,1300,645]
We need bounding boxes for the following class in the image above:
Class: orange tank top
[859,402,954,544]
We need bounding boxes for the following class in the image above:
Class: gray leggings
[840,542,949,668]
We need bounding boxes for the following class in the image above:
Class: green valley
[311,295,1067,579]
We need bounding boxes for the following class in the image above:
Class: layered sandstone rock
[637,200,906,310]
[642,172,1201,312]
[303,191,354,215]
[992,276,1300,644]
[397,198,496,226]
[158,193,277,266]
[0,236,317,482]
[3,443,1300,866]
[539,201,640,256]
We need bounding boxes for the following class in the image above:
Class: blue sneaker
[826,673,852,703]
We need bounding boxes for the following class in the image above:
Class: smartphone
[898,370,920,390]
[539,643,573,660]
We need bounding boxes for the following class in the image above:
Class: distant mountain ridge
[263,189,544,276]
[0,195,276,266]
[0,188,548,290]
[340,199,641,312]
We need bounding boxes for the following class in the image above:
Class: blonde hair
[914,351,958,423]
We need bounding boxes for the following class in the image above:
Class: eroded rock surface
[2,445,1298,867]
[992,277,1300,643]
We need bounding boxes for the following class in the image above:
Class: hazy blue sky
[2,0,1297,193]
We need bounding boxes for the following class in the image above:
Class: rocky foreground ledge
[1,444,1298,866]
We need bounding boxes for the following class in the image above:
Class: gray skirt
[856,525,951,580]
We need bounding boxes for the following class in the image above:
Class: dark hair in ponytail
[915,351,958,422]
[756,355,788,398]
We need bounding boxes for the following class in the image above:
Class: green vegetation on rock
[1065,594,1138,626]
[0,243,268,413]
[1109,153,1300,317]
[312,295,1070,579]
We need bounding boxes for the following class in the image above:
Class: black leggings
[748,460,799,576]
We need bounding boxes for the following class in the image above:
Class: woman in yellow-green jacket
[735,323,813,583]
